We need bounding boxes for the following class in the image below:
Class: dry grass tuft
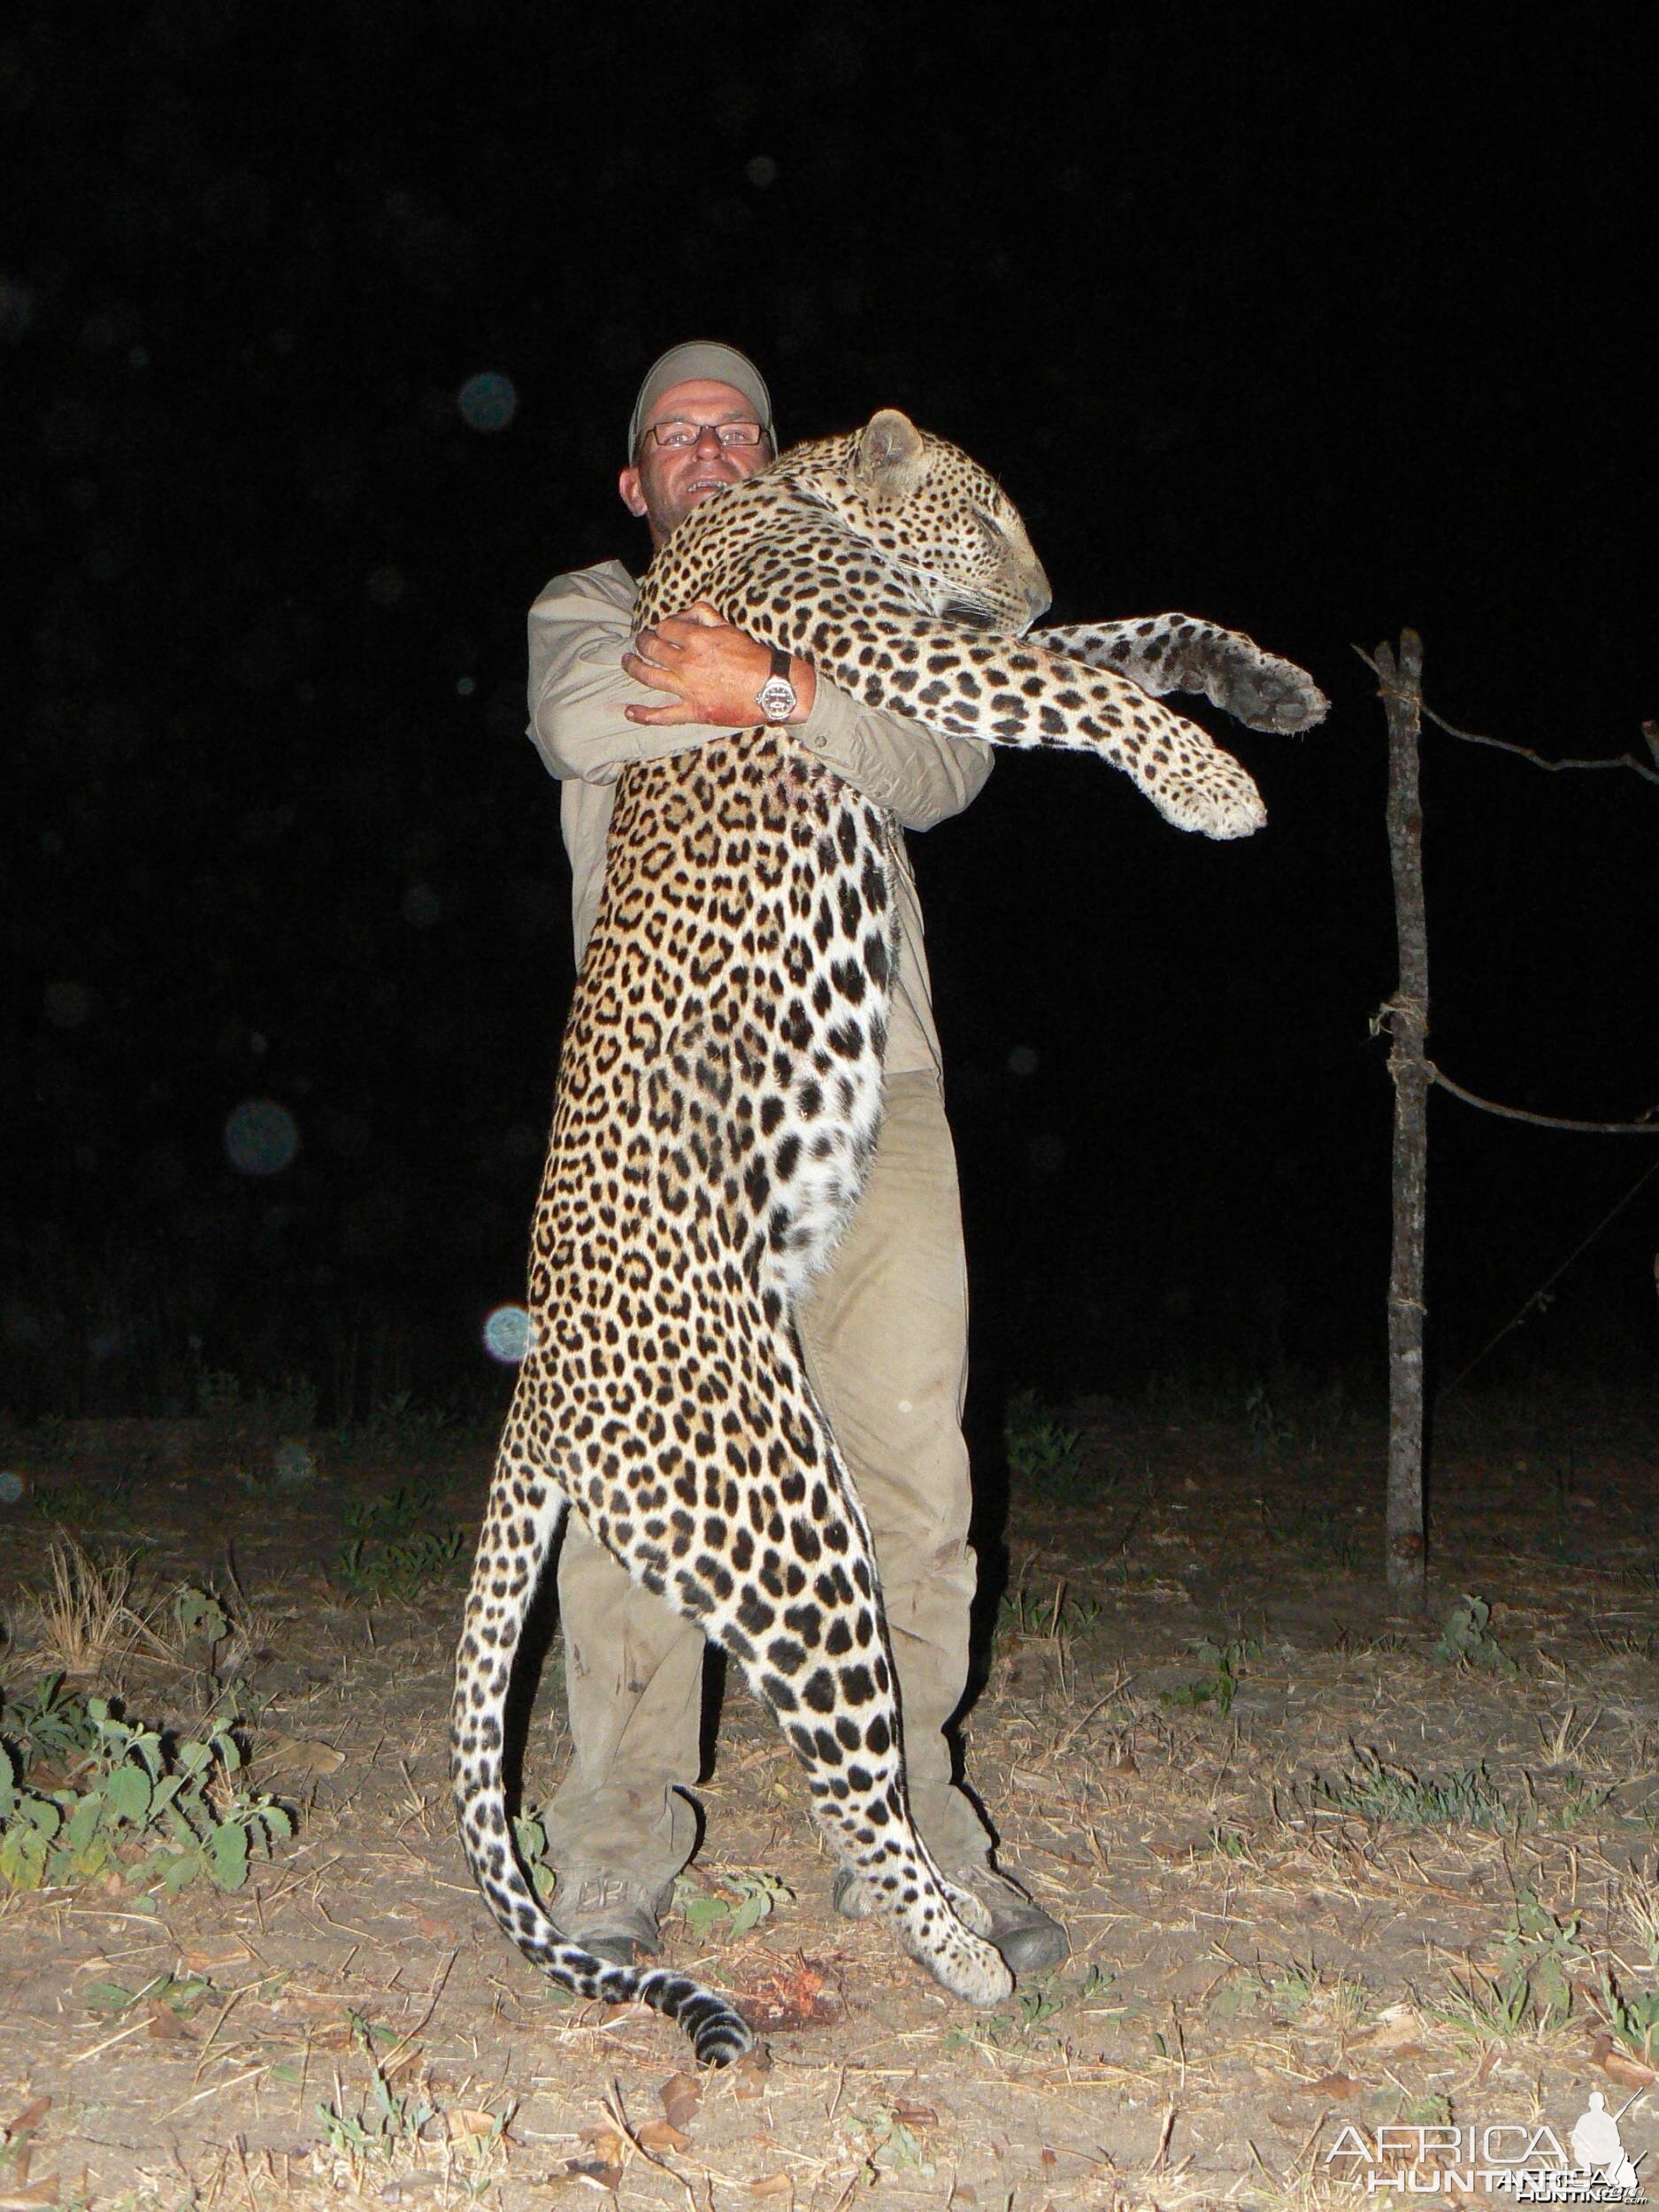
[26,1532,173,1678]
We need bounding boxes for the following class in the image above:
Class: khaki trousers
[544,1068,993,1888]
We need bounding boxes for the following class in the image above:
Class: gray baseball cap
[626,341,775,460]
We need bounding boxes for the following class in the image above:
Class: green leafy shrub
[334,1482,466,1601]
[0,1685,293,1895]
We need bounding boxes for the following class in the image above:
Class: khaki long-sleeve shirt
[526,559,994,1075]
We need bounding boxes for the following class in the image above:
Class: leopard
[452,408,1329,2066]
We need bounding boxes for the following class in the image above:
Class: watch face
[757,677,797,721]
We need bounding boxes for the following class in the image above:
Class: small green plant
[314,2015,439,2166]
[1263,1962,1319,2019]
[27,1475,127,1525]
[1596,1970,1659,2067]
[1162,1632,1261,1717]
[82,1970,217,2019]
[844,2108,933,2178]
[1433,1593,1516,1673]
[197,1367,318,1439]
[1496,1893,1586,2024]
[1243,1383,1296,1462]
[1525,1767,1616,1832]
[1204,1824,1251,1861]
[511,1807,557,1903]
[998,1579,1102,1641]
[1398,2091,1453,2129]
[356,1391,457,1449]
[1017,1985,1063,2031]
[945,1980,1069,2052]
[3,1672,101,1764]
[1004,1391,1086,1496]
[1072,1962,1121,2011]
[1261,1497,1363,1570]
[172,1586,230,1647]
[334,1482,466,1601]
[1313,1747,1518,1832]
[672,1867,793,1940]
[1433,1964,1540,2043]
[0,1687,293,1895]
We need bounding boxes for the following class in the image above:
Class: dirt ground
[1,1385,1655,2209]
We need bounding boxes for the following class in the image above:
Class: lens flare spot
[483,1305,533,1363]
[225,1097,300,1177]
[457,371,517,434]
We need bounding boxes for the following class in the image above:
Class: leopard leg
[545,1327,1012,2009]
[703,1371,1013,2007]
[1030,618,1330,733]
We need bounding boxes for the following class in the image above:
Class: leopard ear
[856,409,928,501]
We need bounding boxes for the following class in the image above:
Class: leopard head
[787,410,1051,634]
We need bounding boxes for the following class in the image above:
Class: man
[525,341,1067,1976]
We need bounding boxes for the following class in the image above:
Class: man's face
[618,378,772,549]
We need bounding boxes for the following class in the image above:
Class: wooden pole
[1377,630,1429,1609]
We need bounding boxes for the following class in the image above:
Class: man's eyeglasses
[646,418,766,450]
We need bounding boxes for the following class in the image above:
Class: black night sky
[6,11,1655,1426]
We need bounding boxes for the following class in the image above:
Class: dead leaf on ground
[562,2153,625,2191]
[0,2184,63,2209]
[731,2043,773,2099]
[1306,2072,1363,2099]
[636,2118,691,2153]
[1591,2032,1658,2088]
[892,2099,938,2129]
[145,2001,195,2043]
[443,2108,501,2143]
[564,2123,626,2191]
[659,2070,701,2132]
[2,2100,50,2143]
[179,1943,250,1973]
[745,2177,793,2201]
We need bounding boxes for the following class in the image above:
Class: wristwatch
[755,646,798,724]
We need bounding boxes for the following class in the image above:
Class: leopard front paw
[1144,746,1267,840]
[1206,641,1330,734]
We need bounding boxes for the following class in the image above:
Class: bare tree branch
[1423,1061,1659,1134]
[1351,646,1659,785]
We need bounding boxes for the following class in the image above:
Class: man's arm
[528,565,709,787]
[530,572,993,832]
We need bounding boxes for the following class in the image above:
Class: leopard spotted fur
[452,411,1328,2064]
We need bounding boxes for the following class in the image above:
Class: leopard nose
[1024,558,1052,624]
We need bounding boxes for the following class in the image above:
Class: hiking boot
[833,1860,1070,1976]
[553,1870,676,1968]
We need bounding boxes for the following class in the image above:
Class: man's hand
[623,600,817,727]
